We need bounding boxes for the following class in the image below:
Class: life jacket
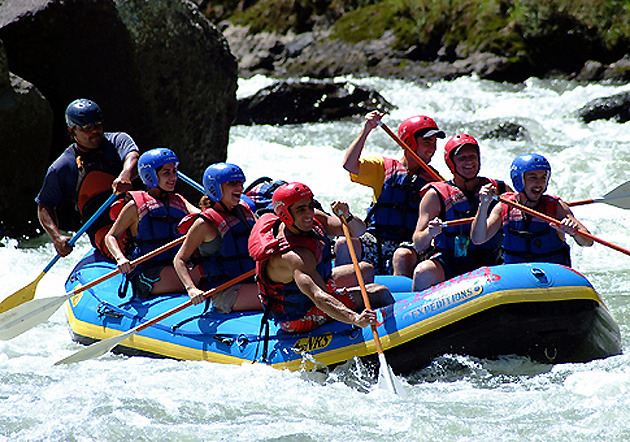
[122,191,189,277]
[248,213,333,322]
[71,143,126,253]
[500,193,571,265]
[365,157,437,241]
[244,177,288,216]
[427,178,506,262]
[178,202,256,289]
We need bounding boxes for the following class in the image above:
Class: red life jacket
[248,213,332,321]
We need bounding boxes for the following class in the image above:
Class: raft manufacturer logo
[292,332,333,354]
[70,293,83,307]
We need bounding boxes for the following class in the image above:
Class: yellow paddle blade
[0,271,46,314]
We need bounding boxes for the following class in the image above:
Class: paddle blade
[376,353,405,396]
[0,272,45,314]
[55,329,136,365]
[0,293,70,341]
[602,181,630,209]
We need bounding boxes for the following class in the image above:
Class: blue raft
[64,250,622,374]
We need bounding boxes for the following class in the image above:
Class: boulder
[235,81,395,125]
[577,92,630,123]
[0,0,237,237]
[0,42,53,239]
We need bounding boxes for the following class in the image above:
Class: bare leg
[332,261,374,287]
[232,283,263,311]
[334,236,363,266]
[345,283,393,310]
[391,247,419,277]
[412,259,445,292]
[151,265,202,295]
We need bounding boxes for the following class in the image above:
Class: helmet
[138,148,179,189]
[398,115,445,152]
[444,133,480,175]
[510,153,551,193]
[65,99,104,128]
[203,163,246,203]
[272,182,314,225]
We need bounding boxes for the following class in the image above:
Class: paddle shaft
[177,171,204,194]
[498,195,630,257]
[377,121,445,182]
[42,193,119,273]
[339,215,385,355]
[129,269,255,334]
[70,236,185,297]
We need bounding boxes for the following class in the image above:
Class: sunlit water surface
[2,75,630,441]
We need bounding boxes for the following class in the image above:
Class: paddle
[566,180,630,210]
[339,213,401,394]
[377,120,445,182]
[0,236,187,341]
[0,193,120,315]
[497,195,630,257]
[177,171,204,193]
[54,269,256,365]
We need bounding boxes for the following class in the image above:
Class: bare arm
[320,201,366,237]
[105,200,138,274]
[342,111,383,174]
[112,151,139,194]
[173,218,218,303]
[37,204,72,257]
[412,188,442,253]
[267,248,375,328]
[554,200,594,247]
[471,183,503,245]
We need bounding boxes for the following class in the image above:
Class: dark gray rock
[577,91,630,123]
[235,80,395,125]
[0,42,53,239]
[480,122,529,141]
[0,0,237,237]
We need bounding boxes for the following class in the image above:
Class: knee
[359,261,374,283]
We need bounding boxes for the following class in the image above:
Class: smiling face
[70,123,104,151]
[220,180,245,209]
[156,162,178,192]
[521,170,549,201]
[412,134,438,165]
[288,196,315,232]
[451,144,480,180]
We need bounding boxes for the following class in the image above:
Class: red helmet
[272,182,314,225]
[444,133,480,175]
[398,115,445,152]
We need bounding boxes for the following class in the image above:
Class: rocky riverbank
[200,0,630,84]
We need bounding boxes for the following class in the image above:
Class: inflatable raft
[64,250,622,374]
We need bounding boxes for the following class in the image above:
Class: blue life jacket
[365,157,437,242]
[248,213,333,322]
[500,193,571,265]
[178,202,256,289]
[427,178,506,264]
[126,191,189,277]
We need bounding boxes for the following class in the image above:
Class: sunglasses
[76,122,103,131]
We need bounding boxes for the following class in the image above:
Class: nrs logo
[292,332,332,353]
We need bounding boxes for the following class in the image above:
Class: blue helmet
[510,153,551,193]
[203,163,246,203]
[138,148,179,189]
[65,99,104,128]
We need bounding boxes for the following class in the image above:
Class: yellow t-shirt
[349,156,386,201]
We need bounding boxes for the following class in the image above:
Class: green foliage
[205,0,630,60]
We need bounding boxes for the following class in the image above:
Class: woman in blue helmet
[471,153,593,266]
[104,148,200,298]
[173,163,263,312]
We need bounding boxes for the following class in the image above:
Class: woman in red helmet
[411,133,513,291]
[339,110,445,277]
[248,182,393,333]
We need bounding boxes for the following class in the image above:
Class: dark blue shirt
[35,132,138,209]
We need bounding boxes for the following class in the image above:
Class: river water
[2,75,630,441]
